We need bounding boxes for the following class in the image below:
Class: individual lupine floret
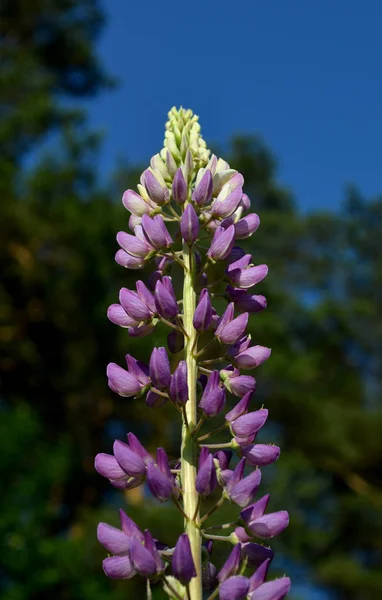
[117,229,153,258]
[226,286,267,313]
[192,169,213,206]
[172,168,188,204]
[122,189,152,217]
[230,345,271,370]
[217,544,241,582]
[143,168,169,205]
[196,448,218,496]
[207,225,235,261]
[106,360,148,397]
[181,204,199,244]
[220,366,257,397]
[241,444,281,467]
[227,256,269,289]
[240,496,289,539]
[142,214,173,249]
[226,408,268,443]
[169,360,188,405]
[199,370,226,416]
[154,279,179,319]
[172,533,197,585]
[234,213,260,239]
[149,347,171,390]
[193,288,213,332]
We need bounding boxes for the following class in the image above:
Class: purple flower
[242,444,280,467]
[226,286,267,313]
[229,469,262,507]
[228,409,268,439]
[142,214,173,249]
[193,289,213,332]
[241,542,274,568]
[122,189,151,216]
[143,168,169,205]
[246,511,289,539]
[97,510,144,579]
[192,169,213,205]
[155,280,179,319]
[172,533,197,584]
[181,204,199,244]
[222,368,257,397]
[169,360,188,405]
[219,575,250,600]
[216,312,249,345]
[129,537,158,577]
[207,225,235,261]
[149,347,171,390]
[199,371,226,417]
[202,561,218,590]
[126,355,150,387]
[106,363,142,397]
[232,345,272,369]
[234,213,260,239]
[146,462,173,502]
[113,440,147,477]
[228,263,269,289]
[172,168,188,204]
[211,185,243,218]
[196,451,217,496]
[119,288,152,322]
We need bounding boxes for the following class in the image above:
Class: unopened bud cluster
[95,107,290,600]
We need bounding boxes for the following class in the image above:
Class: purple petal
[248,511,290,539]
[154,280,179,319]
[97,522,130,554]
[149,347,171,390]
[192,169,213,205]
[107,363,141,397]
[241,495,271,524]
[219,575,250,600]
[116,231,151,257]
[234,213,260,239]
[225,392,253,421]
[115,249,145,269]
[229,265,268,289]
[172,168,188,204]
[94,453,127,480]
[193,289,213,332]
[181,204,199,244]
[218,313,249,345]
[172,533,197,584]
[242,445,280,467]
[119,288,152,321]
[129,537,158,577]
[249,559,271,592]
[102,555,136,579]
[229,470,262,507]
[196,454,217,496]
[233,346,271,369]
[169,361,188,405]
[249,577,291,600]
[241,542,274,568]
[230,409,268,438]
[143,169,169,205]
[207,225,235,261]
[217,544,241,582]
[122,189,150,216]
[107,304,137,328]
[146,462,173,502]
[113,440,146,477]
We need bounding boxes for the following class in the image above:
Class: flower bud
[193,289,212,332]
[211,186,243,218]
[229,264,269,289]
[229,409,268,438]
[146,462,173,502]
[196,453,217,496]
[149,347,171,390]
[107,304,138,328]
[119,288,152,321]
[216,313,249,345]
[169,361,188,405]
[129,537,158,577]
[247,511,289,539]
[172,168,188,203]
[143,168,169,205]
[172,534,197,585]
[155,280,179,319]
[232,345,271,369]
[180,204,199,244]
[229,469,262,507]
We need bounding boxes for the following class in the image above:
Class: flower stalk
[94,107,291,600]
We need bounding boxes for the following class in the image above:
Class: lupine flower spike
[95,107,291,599]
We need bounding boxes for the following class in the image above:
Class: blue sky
[87,0,382,212]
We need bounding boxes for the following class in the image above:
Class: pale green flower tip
[163,575,186,599]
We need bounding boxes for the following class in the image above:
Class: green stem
[181,240,202,600]
[197,422,228,442]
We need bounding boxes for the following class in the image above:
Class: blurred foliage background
[1,1,381,599]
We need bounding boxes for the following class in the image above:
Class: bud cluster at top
[95,107,291,600]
